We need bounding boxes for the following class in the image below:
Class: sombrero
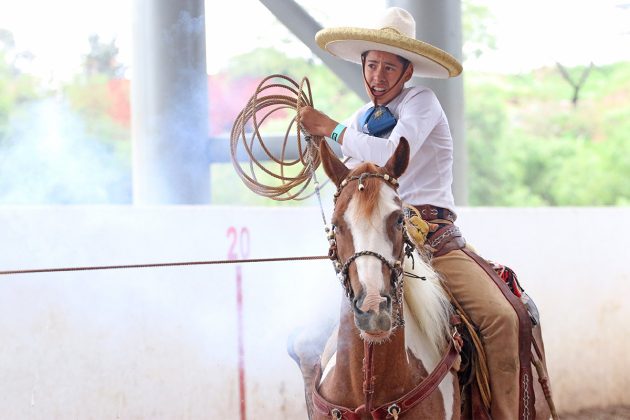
[315,7,462,79]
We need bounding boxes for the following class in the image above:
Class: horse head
[320,138,411,343]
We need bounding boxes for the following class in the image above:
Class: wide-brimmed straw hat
[315,7,462,79]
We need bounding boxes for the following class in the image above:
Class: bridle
[326,172,416,329]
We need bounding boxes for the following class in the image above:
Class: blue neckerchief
[360,105,397,138]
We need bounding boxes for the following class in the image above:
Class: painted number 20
[226,227,250,260]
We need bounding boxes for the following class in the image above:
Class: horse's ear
[384,137,410,178]
[319,139,350,187]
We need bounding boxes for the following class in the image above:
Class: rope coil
[230,74,325,201]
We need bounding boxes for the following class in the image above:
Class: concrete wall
[1,206,628,418]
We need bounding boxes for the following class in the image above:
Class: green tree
[462,0,497,60]
[465,62,630,206]
[465,79,509,205]
[225,47,363,120]
[64,35,128,139]
[83,34,124,78]
[0,29,39,141]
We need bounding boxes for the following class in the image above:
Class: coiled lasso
[230,74,325,201]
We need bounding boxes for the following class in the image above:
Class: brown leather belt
[412,204,457,223]
[425,224,466,257]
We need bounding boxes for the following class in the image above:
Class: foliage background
[466,63,629,206]
[0,4,628,206]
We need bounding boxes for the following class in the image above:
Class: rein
[0,255,329,276]
[312,327,463,420]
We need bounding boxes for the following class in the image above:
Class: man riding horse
[295,7,550,419]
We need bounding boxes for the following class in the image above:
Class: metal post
[258,0,368,101]
[387,0,467,205]
[132,0,210,204]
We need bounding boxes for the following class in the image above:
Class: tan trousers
[432,248,520,420]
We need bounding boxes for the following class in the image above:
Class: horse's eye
[396,213,404,226]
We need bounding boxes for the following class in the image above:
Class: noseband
[327,172,416,329]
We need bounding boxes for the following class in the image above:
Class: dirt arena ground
[559,405,630,419]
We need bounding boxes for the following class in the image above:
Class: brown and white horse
[306,137,461,419]
[292,137,556,419]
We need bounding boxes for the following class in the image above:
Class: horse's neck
[322,302,456,419]
[331,302,426,405]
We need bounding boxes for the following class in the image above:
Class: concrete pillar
[132,0,210,204]
[387,0,467,205]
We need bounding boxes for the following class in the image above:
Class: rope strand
[0,255,330,276]
[230,74,328,201]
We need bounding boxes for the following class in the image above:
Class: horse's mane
[403,249,453,360]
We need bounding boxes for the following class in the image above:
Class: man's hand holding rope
[298,106,339,143]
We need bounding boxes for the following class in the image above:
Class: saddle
[404,204,555,419]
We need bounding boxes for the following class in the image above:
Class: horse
[289,137,555,419]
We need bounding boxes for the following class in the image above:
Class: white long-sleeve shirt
[340,86,456,214]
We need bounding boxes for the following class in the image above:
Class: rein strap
[312,330,463,419]
[371,333,461,418]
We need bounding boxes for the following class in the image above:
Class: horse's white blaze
[343,186,399,313]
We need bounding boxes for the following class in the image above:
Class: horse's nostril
[353,298,364,314]
[380,295,392,311]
